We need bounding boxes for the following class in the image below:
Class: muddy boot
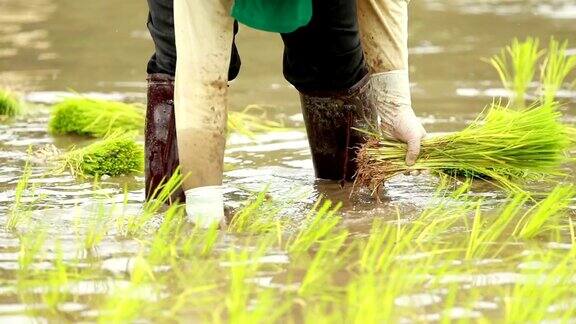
[145,73,185,204]
[300,74,377,182]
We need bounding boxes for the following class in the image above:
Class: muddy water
[1,0,576,322]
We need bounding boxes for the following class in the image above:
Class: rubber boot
[299,74,377,182]
[145,73,185,203]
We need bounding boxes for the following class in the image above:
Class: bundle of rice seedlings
[55,131,144,177]
[0,89,22,117]
[355,101,573,193]
[48,98,145,137]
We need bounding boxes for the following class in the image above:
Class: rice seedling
[300,301,344,324]
[513,184,576,239]
[286,199,343,254]
[17,227,47,277]
[223,237,283,323]
[75,201,111,252]
[412,181,480,243]
[227,188,285,235]
[503,251,576,323]
[357,219,401,274]
[6,159,33,231]
[297,230,350,298]
[48,98,145,137]
[0,89,22,117]
[540,38,576,105]
[180,223,220,258]
[355,101,573,194]
[97,255,157,323]
[344,270,410,323]
[118,168,184,238]
[42,244,70,314]
[54,131,144,178]
[98,285,147,323]
[488,37,543,107]
[147,203,187,265]
[465,192,529,260]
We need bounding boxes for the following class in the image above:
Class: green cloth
[231,0,312,33]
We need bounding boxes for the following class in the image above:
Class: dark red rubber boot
[145,73,185,203]
[299,74,378,182]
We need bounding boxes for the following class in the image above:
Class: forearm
[357,0,409,72]
[173,0,234,190]
[357,0,425,166]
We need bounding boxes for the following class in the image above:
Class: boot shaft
[300,75,378,182]
[145,73,185,203]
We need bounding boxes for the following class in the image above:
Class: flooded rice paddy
[1,0,576,322]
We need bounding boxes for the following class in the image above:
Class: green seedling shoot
[488,37,543,108]
[540,38,576,105]
[7,159,33,231]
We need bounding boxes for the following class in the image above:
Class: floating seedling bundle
[55,131,144,177]
[355,102,573,193]
[0,89,21,117]
[49,98,145,137]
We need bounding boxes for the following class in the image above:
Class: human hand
[370,70,427,166]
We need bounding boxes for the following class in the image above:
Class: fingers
[405,136,422,166]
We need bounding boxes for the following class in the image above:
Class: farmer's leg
[145,0,239,203]
[173,0,235,225]
[281,0,377,181]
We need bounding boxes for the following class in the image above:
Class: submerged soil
[0,0,576,322]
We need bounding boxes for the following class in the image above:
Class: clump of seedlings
[55,131,144,177]
[0,89,22,117]
[48,98,145,137]
[355,101,572,193]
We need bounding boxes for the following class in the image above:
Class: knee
[283,43,367,93]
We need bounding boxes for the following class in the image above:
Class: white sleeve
[173,0,234,190]
[357,0,409,72]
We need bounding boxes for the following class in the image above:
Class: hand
[370,70,427,166]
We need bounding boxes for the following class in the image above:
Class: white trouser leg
[174,0,233,226]
[174,0,233,190]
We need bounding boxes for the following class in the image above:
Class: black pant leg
[146,0,241,80]
[281,0,367,93]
